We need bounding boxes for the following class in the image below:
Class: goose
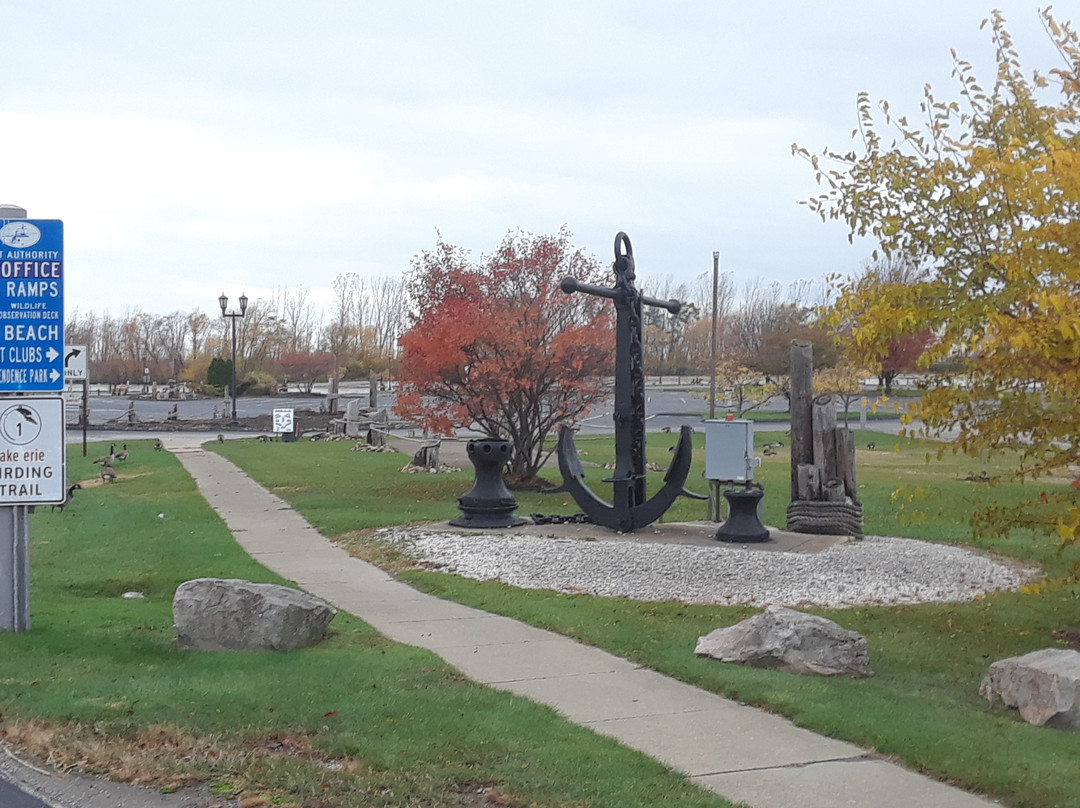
[100,466,117,483]
[115,443,129,462]
[52,482,82,512]
[866,441,876,450]
[153,438,164,451]
[93,444,116,466]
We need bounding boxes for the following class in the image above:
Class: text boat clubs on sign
[552,232,706,532]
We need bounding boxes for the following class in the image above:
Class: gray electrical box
[704,418,757,482]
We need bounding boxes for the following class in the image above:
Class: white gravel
[375,528,1039,608]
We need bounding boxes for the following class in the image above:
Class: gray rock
[695,605,872,677]
[980,648,1080,728]
[173,578,336,651]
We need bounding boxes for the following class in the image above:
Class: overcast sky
[0,1,1065,319]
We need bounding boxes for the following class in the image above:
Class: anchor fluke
[553,425,704,532]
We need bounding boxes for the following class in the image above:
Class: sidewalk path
[169,437,998,808]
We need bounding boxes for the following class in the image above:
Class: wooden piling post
[789,340,814,500]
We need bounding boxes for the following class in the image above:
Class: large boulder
[980,648,1080,729]
[695,605,872,678]
[174,578,336,651]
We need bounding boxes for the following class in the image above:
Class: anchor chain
[530,512,593,525]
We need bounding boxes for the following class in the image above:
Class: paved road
[0,775,47,808]
[0,750,216,808]
[67,392,338,426]
[66,386,917,444]
[66,388,788,428]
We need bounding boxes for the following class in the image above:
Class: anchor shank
[612,285,646,509]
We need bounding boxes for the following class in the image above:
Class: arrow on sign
[64,348,82,366]
[47,347,60,362]
[49,369,60,383]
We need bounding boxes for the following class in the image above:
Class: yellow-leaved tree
[795,10,1080,548]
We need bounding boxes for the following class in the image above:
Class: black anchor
[551,232,705,532]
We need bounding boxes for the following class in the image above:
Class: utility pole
[709,250,720,419]
[707,249,722,521]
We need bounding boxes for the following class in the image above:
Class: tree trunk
[883,371,896,396]
[509,439,537,480]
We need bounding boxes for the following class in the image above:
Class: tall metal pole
[707,250,721,522]
[219,293,247,429]
[81,378,88,456]
[229,317,238,426]
[709,250,720,420]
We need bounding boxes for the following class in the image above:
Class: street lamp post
[219,292,248,427]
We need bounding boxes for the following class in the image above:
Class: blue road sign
[0,219,64,392]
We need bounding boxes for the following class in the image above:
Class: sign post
[64,345,88,455]
[273,407,296,441]
[0,210,65,632]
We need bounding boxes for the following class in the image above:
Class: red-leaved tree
[396,228,613,482]
[878,330,935,394]
[280,351,335,393]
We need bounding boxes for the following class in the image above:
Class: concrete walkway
[168,437,1000,808]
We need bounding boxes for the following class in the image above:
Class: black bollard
[450,438,528,528]
[715,487,770,543]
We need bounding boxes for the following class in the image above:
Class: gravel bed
[375,528,1038,608]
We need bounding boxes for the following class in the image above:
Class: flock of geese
[92,442,129,483]
[55,441,139,513]
[55,437,173,513]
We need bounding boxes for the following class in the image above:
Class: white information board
[0,395,65,504]
[272,407,295,435]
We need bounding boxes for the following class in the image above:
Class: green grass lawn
[208,430,1080,808]
[1,440,736,808]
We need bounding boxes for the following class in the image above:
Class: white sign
[63,345,87,380]
[272,408,294,435]
[0,396,65,504]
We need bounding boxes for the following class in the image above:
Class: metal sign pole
[0,505,31,631]
[82,378,88,456]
